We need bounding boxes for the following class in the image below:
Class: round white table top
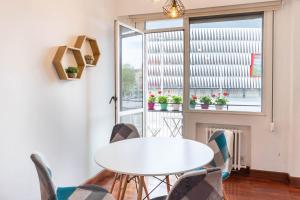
[94,137,214,176]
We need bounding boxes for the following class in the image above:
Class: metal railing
[146,108,183,138]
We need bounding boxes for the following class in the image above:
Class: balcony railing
[146,105,183,138]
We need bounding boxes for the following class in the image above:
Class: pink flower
[158,90,162,95]
[211,94,216,98]
[223,92,229,96]
[192,95,197,100]
[150,94,155,97]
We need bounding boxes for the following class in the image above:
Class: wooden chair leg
[120,175,129,200]
[110,173,119,193]
[137,176,144,200]
[117,174,124,200]
[166,175,171,193]
[141,177,150,200]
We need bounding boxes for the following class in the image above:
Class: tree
[122,64,136,97]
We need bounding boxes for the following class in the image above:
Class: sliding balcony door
[115,22,145,135]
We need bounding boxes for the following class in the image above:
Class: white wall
[0,0,115,199]
[116,0,300,177]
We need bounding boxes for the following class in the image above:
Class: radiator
[205,128,246,170]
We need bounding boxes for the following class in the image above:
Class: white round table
[94,137,213,200]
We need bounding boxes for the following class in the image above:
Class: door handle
[109,96,117,104]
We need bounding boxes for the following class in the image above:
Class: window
[189,14,263,112]
[146,19,183,30]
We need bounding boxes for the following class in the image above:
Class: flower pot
[67,73,77,78]
[201,104,209,109]
[189,104,196,109]
[173,104,181,111]
[148,102,155,110]
[160,103,168,111]
[215,105,224,110]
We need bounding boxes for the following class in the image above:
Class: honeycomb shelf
[53,46,85,80]
[75,35,101,67]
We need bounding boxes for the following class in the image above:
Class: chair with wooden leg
[109,123,150,199]
[151,168,224,200]
[31,153,115,200]
[206,129,234,200]
[109,123,140,194]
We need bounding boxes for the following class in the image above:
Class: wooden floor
[95,174,300,200]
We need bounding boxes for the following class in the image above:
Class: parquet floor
[95,174,300,200]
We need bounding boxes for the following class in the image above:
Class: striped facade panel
[146,28,262,89]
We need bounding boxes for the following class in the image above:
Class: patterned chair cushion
[153,168,223,200]
[67,185,114,200]
[207,129,234,181]
[110,123,140,143]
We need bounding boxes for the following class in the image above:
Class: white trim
[124,1,282,22]
[114,21,145,133]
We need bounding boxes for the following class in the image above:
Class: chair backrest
[31,153,57,200]
[167,168,223,200]
[110,123,140,143]
[207,129,234,174]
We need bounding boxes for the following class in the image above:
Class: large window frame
[184,13,265,114]
[183,11,273,115]
[120,2,276,116]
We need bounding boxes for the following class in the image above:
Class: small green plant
[172,96,183,104]
[215,96,228,105]
[158,95,168,104]
[148,94,156,103]
[65,66,78,73]
[190,95,197,105]
[200,96,213,105]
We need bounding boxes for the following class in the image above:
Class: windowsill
[185,109,266,116]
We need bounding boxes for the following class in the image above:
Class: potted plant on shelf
[214,92,229,110]
[65,66,78,78]
[84,54,94,65]
[190,95,197,109]
[147,94,156,110]
[200,95,213,109]
[158,95,168,111]
[172,95,182,111]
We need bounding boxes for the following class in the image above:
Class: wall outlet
[270,122,275,133]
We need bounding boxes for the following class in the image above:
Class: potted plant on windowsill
[65,66,78,78]
[214,92,229,110]
[172,95,182,111]
[147,93,156,110]
[200,95,213,109]
[190,95,197,109]
[158,95,168,111]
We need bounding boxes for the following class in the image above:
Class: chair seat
[57,184,114,200]
[151,196,167,200]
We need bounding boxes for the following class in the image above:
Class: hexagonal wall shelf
[53,46,85,80]
[75,35,101,67]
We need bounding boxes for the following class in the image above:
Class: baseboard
[289,176,300,188]
[249,169,289,184]
[84,170,115,185]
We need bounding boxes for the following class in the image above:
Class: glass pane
[146,31,184,138]
[146,19,183,30]
[120,113,143,135]
[189,14,263,112]
[120,26,143,111]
